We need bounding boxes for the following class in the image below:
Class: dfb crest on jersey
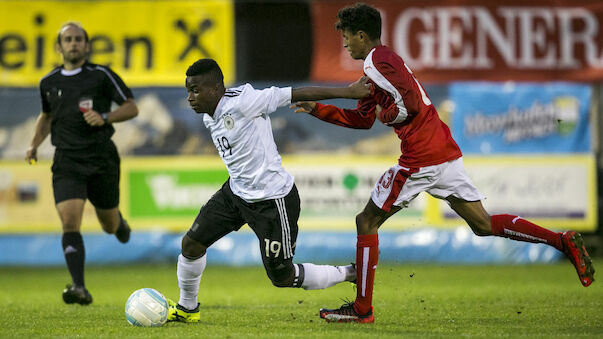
[224,115,235,130]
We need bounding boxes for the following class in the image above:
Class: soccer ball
[124,288,169,327]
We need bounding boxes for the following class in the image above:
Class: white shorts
[371,158,485,212]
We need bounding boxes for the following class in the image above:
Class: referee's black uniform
[39,62,134,208]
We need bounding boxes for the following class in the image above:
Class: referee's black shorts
[51,142,120,209]
[187,180,300,268]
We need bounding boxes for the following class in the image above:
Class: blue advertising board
[450,82,591,154]
[0,230,561,266]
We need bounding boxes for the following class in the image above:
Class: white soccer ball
[125,288,169,327]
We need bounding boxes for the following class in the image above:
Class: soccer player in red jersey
[291,3,595,323]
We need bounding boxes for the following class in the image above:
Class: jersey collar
[60,67,82,76]
[60,61,90,76]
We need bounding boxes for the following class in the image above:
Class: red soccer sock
[491,214,562,251]
[354,234,379,315]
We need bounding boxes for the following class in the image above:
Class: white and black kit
[187,84,299,281]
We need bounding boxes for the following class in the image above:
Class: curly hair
[335,3,381,40]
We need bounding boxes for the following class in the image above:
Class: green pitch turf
[0,263,601,338]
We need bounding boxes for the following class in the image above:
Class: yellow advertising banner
[0,0,235,87]
[0,154,597,233]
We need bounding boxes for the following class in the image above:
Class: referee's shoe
[115,213,131,243]
[62,284,93,305]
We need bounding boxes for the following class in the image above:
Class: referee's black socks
[115,211,131,243]
[62,232,86,287]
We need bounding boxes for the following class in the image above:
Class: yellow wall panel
[0,0,235,86]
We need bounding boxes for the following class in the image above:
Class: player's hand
[289,101,316,114]
[347,76,372,99]
[25,146,37,165]
[82,109,105,126]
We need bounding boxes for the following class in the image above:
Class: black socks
[62,232,85,287]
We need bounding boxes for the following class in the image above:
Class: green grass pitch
[0,263,601,338]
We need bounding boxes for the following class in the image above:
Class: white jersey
[202,83,293,202]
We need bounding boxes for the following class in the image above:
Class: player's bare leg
[56,199,92,305]
[96,207,131,243]
[448,196,594,287]
[445,197,491,235]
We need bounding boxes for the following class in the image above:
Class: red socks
[354,234,379,315]
[491,214,562,251]
[351,216,560,315]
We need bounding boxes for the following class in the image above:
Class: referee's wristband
[101,113,109,124]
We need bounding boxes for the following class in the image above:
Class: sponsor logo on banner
[464,96,579,143]
[129,169,228,217]
[311,1,603,82]
[440,156,596,228]
[289,167,424,219]
[450,82,591,154]
[0,0,234,86]
[127,167,424,219]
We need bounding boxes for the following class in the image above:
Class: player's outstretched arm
[25,112,51,164]
[82,98,138,126]
[289,100,375,130]
[291,76,371,102]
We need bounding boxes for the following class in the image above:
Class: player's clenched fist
[348,76,372,99]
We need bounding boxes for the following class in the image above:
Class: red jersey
[310,45,462,168]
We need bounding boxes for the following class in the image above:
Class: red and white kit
[310,45,478,211]
[312,45,592,322]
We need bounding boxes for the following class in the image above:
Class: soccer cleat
[319,302,374,323]
[115,217,131,243]
[62,284,93,305]
[167,298,200,323]
[561,231,595,287]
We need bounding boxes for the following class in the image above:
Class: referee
[25,22,138,305]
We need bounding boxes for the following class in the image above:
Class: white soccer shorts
[371,157,485,212]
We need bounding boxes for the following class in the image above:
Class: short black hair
[186,58,224,85]
[335,3,381,40]
[57,22,89,44]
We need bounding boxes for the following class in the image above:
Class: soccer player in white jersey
[166,58,372,322]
